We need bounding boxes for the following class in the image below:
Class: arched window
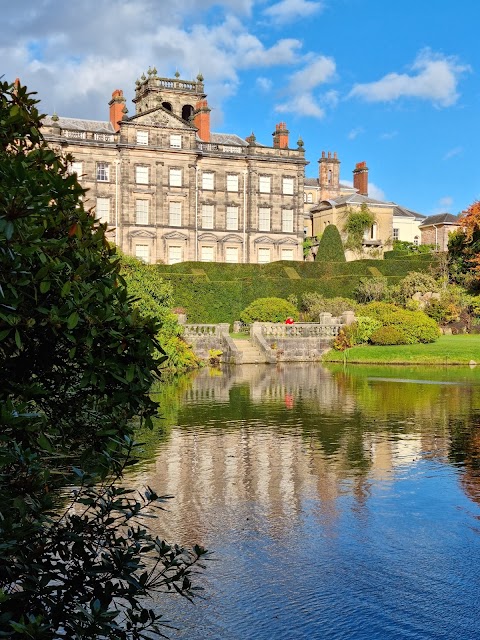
[162,102,172,112]
[414,235,419,246]
[328,169,332,184]
[182,104,194,121]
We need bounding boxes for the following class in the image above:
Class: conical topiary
[315,224,346,262]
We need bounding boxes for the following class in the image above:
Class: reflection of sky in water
[132,364,480,639]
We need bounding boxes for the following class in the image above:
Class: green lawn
[322,334,480,365]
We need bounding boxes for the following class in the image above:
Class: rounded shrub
[315,224,346,262]
[359,302,440,344]
[239,297,299,323]
[370,326,410,345]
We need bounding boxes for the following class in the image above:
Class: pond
[130,364,480,639]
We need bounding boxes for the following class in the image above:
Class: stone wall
[183,323,238,362]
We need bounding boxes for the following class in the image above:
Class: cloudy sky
[2,0,479,214]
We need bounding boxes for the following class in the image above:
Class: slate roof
[43,116,115,133]
[210,133,248,147]
[393,205,426,221]
[312,193,395,212]
[418,213,460,227]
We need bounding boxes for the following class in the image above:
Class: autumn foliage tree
[448,200,480,289]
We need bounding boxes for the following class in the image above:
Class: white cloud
[287,56,336,92]
[368,183,386,201]
[443,146,463,160]
[342,179,386,201]
[347,127,364,140]
[256,77,273,92]
[264,0,325,24]
[275,56,336,119]
[349,49,470,107]
[275,94,326,118]
[0,1,305,121]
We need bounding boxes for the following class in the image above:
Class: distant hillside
[153,256,434,324]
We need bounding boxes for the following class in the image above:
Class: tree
[315,224,346,262]
[448,201,480,289]
[0,80,206,638]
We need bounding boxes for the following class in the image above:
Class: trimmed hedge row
[152,256,437,324]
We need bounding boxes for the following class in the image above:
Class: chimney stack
[272,122,289,149]
[193,99,211,142]
[353,161,368,196]
[109,89,126,132]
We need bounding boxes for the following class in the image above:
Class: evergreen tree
[315,224,346,262]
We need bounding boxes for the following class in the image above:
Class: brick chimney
[353,161,368,196]
[109,89,126,132]
[193,99,211,142]
[272,122,289,148]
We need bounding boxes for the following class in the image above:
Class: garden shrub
[354,276,389,303]
[396,271,440,303]
[315,224,346,262]
[370,326,410,345]
[349,316,382,344]
[239,297,299,323]
[359,302,440,343]
[333,328,354,351]
[300,292,357,320]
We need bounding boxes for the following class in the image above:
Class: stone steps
[231,338,269,364]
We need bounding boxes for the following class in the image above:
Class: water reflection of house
[130,367,458,544]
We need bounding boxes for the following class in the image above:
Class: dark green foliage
[370,325,410,345]
[147,258,435,324]
[315,224,346,262]
[240,297,299,323]
[0,80,206,638]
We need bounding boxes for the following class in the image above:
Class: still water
[131,364,480,639]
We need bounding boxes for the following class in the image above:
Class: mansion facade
[42,71,307,265]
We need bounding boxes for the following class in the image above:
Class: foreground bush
[0,80,206,638]
[240,297,299,323]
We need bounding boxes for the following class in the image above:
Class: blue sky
[2,0,479,215]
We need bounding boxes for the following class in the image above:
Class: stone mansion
[42,70,431,264]
[42,70,308,265]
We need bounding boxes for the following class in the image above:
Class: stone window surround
[96,196,111,224]
[202,171,215,190]
[282,176,294,195]
[96,162,110,182]
[169,201,182,227]
[135,164,150,185]
[135,199,149,225]
[259,174,272,194]
[169,167,183,187]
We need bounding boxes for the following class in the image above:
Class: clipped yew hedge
[151,257,438,324]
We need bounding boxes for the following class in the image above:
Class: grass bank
[322,335,480,366]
